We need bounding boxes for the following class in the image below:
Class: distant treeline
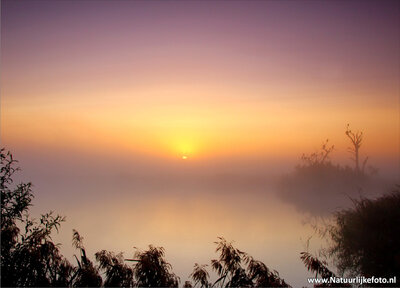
[278,125,392,215]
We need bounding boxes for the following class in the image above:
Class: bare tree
[345,124,368,173]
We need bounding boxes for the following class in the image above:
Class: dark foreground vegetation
[301,189,400,287]
[1,147,399,287]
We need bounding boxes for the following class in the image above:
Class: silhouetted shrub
[300,187,400,287]
[190,263,209,288]
[1,149,74,287]
[128,245,179,287]
[328,189,400,280]
[192,237,291,287]
[96,250,134,287]
[71,230,103,287]
[300,252,350,287]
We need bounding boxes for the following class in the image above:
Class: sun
[166,135,199,160]
[174,139,195,160]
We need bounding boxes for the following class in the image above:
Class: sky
[1,0,399,287]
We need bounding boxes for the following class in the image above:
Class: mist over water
[5,144,396,287]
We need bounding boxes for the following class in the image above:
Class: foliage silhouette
[328,189,400,280]
[183,280,194,287]
[300,187,400,287]
[95,250,134,287]
[189,263,210,288]
[1,148,74,287]
[211,237,252,287]
[71,229,103,287]
[300,252,350,287]
[246,256,289,287]
[207,237,290,287]
[1,148,33,267]
[301,252,335,279]
[126,245,180,287]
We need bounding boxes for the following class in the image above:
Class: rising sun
[182,155,188,160]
